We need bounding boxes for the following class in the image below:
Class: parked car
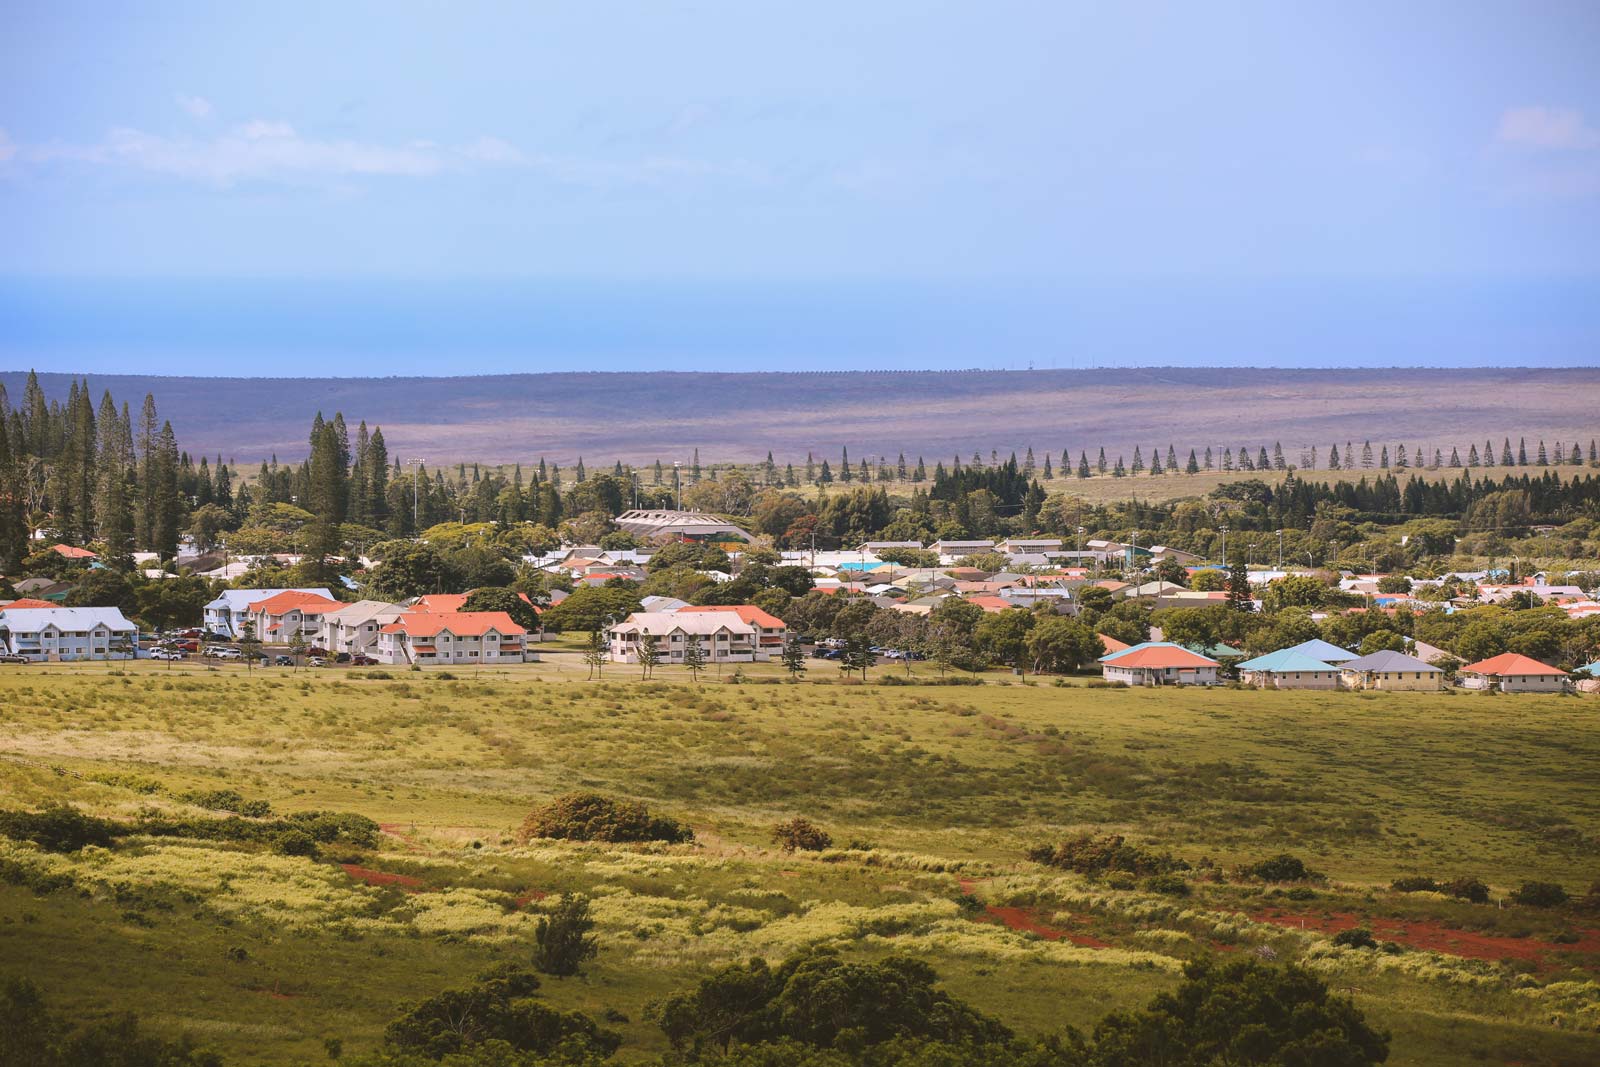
[351,654,377,666]
[308,656,327,668]
[216,648,242,660]
[0,654,30,665]
[274,655,295,667]
[333,652,351,664]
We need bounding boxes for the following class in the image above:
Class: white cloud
[87,121,463,183]
[175,94,214,119]
[4,118,773,190]
[1495,106,1600,151]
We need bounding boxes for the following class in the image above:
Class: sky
[2,1,1599,374]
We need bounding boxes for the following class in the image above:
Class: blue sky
[2,1,1598,373]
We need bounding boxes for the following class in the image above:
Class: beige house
[607,611,759,664]
[375,611,532,666]
[318,600,407,656]
[1236,648,1342,690]
[1338,650,1442,691]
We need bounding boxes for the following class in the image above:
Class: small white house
[0,607,139,661]
[1457,653,1568,693]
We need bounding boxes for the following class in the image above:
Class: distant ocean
[2,275,1596,375]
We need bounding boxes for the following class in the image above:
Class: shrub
[1285,885,1317,901]
[1509,881,1568,908]
[1441,876,1491,904]
[1243,854,1318,882]
[1144,873,1191,897]
[772,817,832,853]
[182,788,272,817]
[1067,957,1387,1066]
[386,963,621,1059]
[532,894,599,977]
[1333,927,1378,949]
[1026,834,1189,877]
[1390,875,1439,893]
[517,792,693,845]
[955,893,986,917]
[0,807,117,853]
[272,829,320,857]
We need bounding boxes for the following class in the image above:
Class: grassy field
[2,660,1598,1065]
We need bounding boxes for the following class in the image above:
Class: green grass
[1,664,1597,1064]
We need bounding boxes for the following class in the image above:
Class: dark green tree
[531,894,599,977]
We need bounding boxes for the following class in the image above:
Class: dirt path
[340,863,425,891]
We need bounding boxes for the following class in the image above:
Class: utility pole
[1276,529,1284,571]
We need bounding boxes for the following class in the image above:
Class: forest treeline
[2,370,1597,578]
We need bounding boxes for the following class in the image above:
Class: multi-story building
[375,611,532,665]
[0,607,139,661]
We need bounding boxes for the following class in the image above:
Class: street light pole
[1276,529,1283,571]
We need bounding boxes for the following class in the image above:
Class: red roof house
[1458,653,1568,693]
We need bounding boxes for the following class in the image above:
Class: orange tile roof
[678,605,788,629]
[380,611,525,638]
[1104,643,1219,669]
[409,592,539,615]
[51,544,98,559]
[247,590,341,615]
[408,594,471,613]
[965,595,1013,613]
[1097,633,1131,654]
[1459,653,1566,676]
[0,598,57,612]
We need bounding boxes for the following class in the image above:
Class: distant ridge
[3,367,1596,466]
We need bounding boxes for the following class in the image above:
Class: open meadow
[2,661,1598,1065]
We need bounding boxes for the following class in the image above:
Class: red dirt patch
[978,904,1111,948]
[341,863,425,891]
[514,888,548,907]
[1251,909,1600,964]
[955,877,1110,948]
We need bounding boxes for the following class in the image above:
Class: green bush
[1390,875,1439,893]
[1243,853,1318,882]
[385,963,620,1059]
[517,792,694,845]
[1441,876,1491,904]
[0,807,118,853]
[272,829,320,857]
[1026,834,1189,877]
[181,788,272,817]
[1509,881,1568,908]
[772,817,833,853]
[1332,927,1377,949]
[1143,873,1191,896]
